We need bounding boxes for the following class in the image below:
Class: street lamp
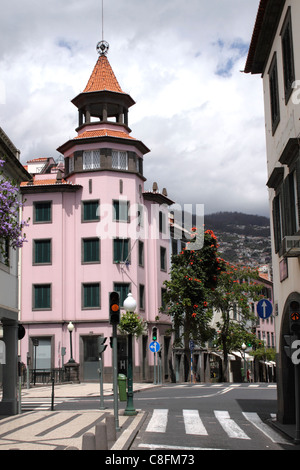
[67,321,75,363]
[241,342,247,383]
[123,293,137,416]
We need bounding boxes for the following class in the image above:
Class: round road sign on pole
[257,299,273,319]
[149,341,160,353]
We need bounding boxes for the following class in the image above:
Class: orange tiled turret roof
[83,55,124,94]
[74,129,136,140]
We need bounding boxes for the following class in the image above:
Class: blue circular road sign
[257,299,273,319]
[149,341,160,353]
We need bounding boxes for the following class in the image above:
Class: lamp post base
[124,403,137,416]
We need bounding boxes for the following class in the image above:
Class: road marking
[242,412,289,444]
[146,409,168,433]
[214,410,250,440]
[138,443,225,451]
[183,409,208,435]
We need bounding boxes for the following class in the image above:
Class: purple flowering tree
[0,159,28,263]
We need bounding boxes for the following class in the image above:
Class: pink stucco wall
[20,169,171,373]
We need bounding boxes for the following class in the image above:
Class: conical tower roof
[83,54,124,94]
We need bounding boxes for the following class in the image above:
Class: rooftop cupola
[72,40,135,129]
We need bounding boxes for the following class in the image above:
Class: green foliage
[162,228,223,347]
[118,311,146,337]
[210,261,265,380]
[212,262,264,352]
[250,346,276,362]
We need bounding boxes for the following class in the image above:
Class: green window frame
[82,238,100,263]
[138,240,144,267]
[33,284,51,310]
[113,238,129,263]
[160,246,166,271]
[34,201,52,223]
[139,284,145,310]
[82,283,100,309]
[82,200,100,222]
[113,283,130,307]
[113,200,130,222]
[34,239,51,264]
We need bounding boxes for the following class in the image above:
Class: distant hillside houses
[203,212,272,268]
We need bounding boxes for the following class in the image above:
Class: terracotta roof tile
[83,55,124,94]
[27,157,49,163]
[20,177,75,187]
[74,129,136,140]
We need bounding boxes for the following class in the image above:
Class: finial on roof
[97,40,109,56]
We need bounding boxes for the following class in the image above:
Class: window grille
[112,150,128,170]
[83,150,101,170]
[69,157,74,173]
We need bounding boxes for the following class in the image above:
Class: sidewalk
[0,382,158,450]
[21,381,157,398]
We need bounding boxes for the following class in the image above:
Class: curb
[111,410,148,450]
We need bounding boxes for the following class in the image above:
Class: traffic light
[290,301,300,334]
[97,336,107,355]
[152,326,158,341]
[109,291,120,324]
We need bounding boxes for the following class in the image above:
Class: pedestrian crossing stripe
[21,399,67,411]
[183,409,208,436]
[145,409,288,444]
[214,410,250,440]
[145,409,168,433]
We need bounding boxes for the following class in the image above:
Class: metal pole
[69,330,74,362]
[18,356,22,414]
[124,334,136,415]
[295,359,300,443]
[34,345,37,386]
[154,351,156,384]
[112,323,120,431]
[51,373,54,411]
[99,355,106,410]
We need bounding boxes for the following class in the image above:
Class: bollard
[106,415,116,446]
[82,432,96,450]
[95,422,108,450]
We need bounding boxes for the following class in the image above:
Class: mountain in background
[196,211,271,267]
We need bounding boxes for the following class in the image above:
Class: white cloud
[0,0,268,216]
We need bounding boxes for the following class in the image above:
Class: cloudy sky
[0,0,269,217]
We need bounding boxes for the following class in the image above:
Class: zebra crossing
[20,398,69,411]
[142,408,288,445]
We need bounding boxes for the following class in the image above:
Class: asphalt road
[126,383,295,451]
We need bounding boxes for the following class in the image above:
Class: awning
[232,351,254,361]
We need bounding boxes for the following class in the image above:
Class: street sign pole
[99,355,106,410]
[149,342,160,384]
[112,323,120,431]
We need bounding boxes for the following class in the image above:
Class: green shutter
[84,239,99,262]
[35,240,51,263]
[35,285,50,309]
[35,202,51,222]
[84,201,99,221]
[84,284,100,308]
[114,283,129,306]
[113,239,129,262]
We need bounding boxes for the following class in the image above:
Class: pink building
[20,42,174,382]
